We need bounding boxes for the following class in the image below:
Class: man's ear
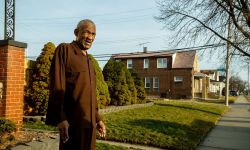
[74,29,78,36]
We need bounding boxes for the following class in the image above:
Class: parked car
[230,90,238,96]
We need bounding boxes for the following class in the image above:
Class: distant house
[193,72,209,99]
[112,49,201,99]
[200,70,225,97]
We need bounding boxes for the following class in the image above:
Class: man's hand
[97,121,106,138]
[57,120,69,143]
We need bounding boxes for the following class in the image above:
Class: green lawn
[223,96,237,103]
[22,101,227,149]
[195,96,237,104]
[99,101,227,149]
[96,143,141,150]
[245,95,250,102]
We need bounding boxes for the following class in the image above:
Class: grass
[96,143,141,150]
[195,96,237,104]
[22,101,227,149]
[245,95,250,102]
[99,100,227,150]
[23,121,58,131]
[224,96,237,103]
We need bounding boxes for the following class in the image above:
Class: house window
[144,58,149,68]
[174,76,183,82]
[153,77,159,88]
[127,59,132,69]
[145,77,150,88]
[157,58,167,68]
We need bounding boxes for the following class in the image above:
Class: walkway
[197,95,250,150]
[97,140,165,150]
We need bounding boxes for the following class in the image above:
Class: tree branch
[240,0,250,27]
[174,11,250,57]
[214,0,250,39]
[227,0,250,40]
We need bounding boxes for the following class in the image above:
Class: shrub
[103,60,131,105]
[129,69,147,103]
[245,95,250,102]
[25,42,56,115]
[88,55,111,108]
[125,69,137,104]
[0,118,16,144]
[0,118,16,136]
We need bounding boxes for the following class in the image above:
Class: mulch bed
[0,130,58,150]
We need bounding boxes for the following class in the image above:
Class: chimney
[143,47,147,53]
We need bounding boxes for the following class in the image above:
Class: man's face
[76,22,96,50]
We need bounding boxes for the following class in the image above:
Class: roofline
[112,49,196,59]
[172,68,193,69]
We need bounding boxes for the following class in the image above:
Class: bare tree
[156,0,250,57]
[230,75,247,92]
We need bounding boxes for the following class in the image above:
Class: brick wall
[170,69,193,99]
[0,46,7,117]
[0,41,26,131]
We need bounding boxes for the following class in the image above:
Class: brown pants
[59,127,96,150]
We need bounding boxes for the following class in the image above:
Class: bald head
[74,19,96,50]
[76,19,96,30]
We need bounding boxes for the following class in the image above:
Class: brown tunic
[46,41,101,150]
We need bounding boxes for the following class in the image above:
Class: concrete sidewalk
[197,95,250,150]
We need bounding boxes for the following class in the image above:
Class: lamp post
[4,0,15,40]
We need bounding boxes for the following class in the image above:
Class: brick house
[112,49,201,99]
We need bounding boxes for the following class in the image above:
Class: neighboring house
[193,72,209,99]
[200,70,225,97]
[112,49,200,99]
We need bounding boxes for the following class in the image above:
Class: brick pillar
[0,40,27,131]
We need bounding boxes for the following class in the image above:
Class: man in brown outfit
[46,19,106,150]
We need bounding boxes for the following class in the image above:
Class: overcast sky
[0,0,248,81]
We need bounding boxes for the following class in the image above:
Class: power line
[68,43,226,57]
[16,14,153,28]
[17,7,155,21]
[21,34,168,46]
[95,35,165,45]
[91,43,226,62]
[25,43,226,60]
[93,43,226,58]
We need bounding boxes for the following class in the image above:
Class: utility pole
[225,13,231,106]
